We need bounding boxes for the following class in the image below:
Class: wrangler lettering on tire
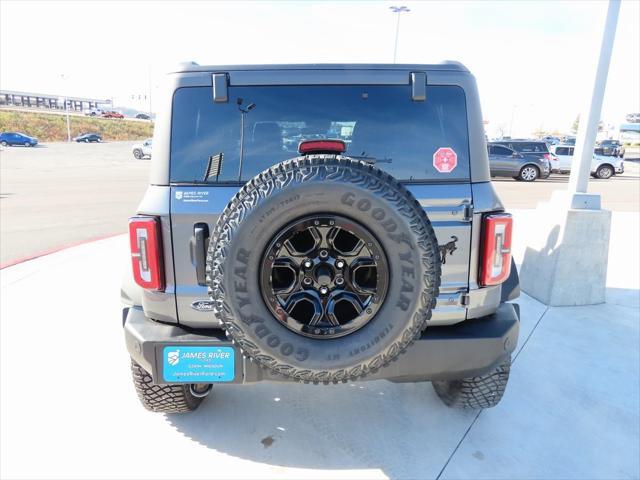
[207,155,441,383]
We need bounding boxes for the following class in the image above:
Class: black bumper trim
[123,303,519,384]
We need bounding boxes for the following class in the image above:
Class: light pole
[60,74,71,142]
[148,64,153,115]
[568,0,621,197]
[389,6,410,63]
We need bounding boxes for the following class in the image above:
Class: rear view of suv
[122,63,520,413]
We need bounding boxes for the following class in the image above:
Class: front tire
[596,165,614,179]
[24,142,30,147]
[130,359,209,413]
[518,165,539,182]
[433,357,511,409]
[133,149,143,159]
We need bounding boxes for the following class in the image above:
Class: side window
[491,145,513,156]
[569,147,574,155]
[518,143,547,153]
[555,147,569,155]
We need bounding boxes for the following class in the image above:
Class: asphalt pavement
[0,141,149,266]
[1,142,639,266]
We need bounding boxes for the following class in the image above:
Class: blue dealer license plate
[162,346,235,383]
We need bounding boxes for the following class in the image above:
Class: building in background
[0,90,110,112]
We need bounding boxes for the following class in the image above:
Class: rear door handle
[190,223,210,286]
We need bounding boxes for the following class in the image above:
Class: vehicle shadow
[166,378,479,478]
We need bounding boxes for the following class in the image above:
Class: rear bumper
[124,303,520,384]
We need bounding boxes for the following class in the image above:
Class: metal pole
[390,6,409,64]
[509,105,517,137]
[65,97,71,142]
[393,12,401,63]
[148,65,153,115]
[568,0,621,195]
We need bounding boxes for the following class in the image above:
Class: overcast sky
[1,0,638,136]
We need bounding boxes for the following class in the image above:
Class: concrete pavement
[1,209,638,479]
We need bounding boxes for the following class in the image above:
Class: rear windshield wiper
[348,155,393,164]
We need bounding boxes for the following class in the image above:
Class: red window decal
[433,147,458,173]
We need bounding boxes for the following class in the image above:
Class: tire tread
[130,359,202,413]
[432,357,511,409]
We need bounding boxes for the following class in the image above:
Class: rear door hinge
[410,72,427,101]
[212,73,229,103]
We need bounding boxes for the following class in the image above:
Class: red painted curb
[0,232,125,270]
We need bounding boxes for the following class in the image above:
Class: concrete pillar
[520,0,619,306]
[520,193,611,306]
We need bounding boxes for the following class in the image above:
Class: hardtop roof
[170,61,469,74]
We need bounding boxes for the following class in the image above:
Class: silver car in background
[132,138,152,159]
[550,144,624,179]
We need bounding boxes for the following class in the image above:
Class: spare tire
[207,155,441,383]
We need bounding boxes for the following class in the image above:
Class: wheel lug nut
[303,277,312,286]
[319,250,329,259]
[303,260,313,269]
[336,260,345,269]
[319,286,329,295]
[335,277,344,286]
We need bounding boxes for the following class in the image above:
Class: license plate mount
[161,345,235,383]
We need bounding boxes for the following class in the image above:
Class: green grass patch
[0,110,154,142]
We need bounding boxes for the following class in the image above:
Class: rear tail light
[543,153,552,161]
[129,216,164,291]
[480,213,513,286]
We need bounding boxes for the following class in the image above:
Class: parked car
[102,111,124,119]
[74,133,102,143]
[549,144,624,179]
[122,62,521,414]
[541,135,561,146]
[0,131,38,147]
[487,142,551,181]
[492,139,555,170]
[132,138,152,159]
[84,108,104,117]
[135,113,151,120]
[598,139,625,158]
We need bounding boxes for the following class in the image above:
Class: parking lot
[0,141,639,266]
[1,142,638,479]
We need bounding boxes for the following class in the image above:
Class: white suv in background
[132,138,152,159]
[549,144,624,179]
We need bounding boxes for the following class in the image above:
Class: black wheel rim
[260,215,389,339]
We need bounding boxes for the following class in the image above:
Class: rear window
[511,142,549,153]
[170,85,470,183]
